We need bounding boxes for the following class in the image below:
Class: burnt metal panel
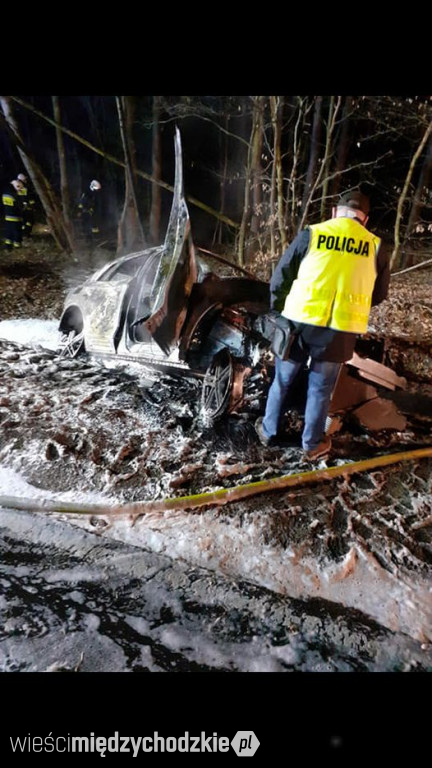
[346,352,407,390]
[144,128,198,355]
[72,281,131,354]
[351,398,407,431]
[329,366,378,414]
[329,352,408,431]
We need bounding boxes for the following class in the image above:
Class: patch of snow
[0,464,115,506]
[0,318,59,351]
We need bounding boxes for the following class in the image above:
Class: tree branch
[9,96,240,230]
[390,119,432,270]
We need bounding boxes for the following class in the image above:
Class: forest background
[1,94,431,276]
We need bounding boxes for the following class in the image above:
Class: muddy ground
[1,239,432,673]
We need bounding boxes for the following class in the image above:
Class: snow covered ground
[1,314,432,755]
[0,318,59,351]
[1,317,432,676]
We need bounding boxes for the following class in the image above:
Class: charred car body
[58,129,406,431]
[58,129,271,424]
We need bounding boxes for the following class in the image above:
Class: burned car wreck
[58,129,406,431]
[58,128,271,424]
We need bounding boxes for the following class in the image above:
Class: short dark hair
[338,189,370,215]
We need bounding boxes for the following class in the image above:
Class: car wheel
[201,348,233,425]
[57,328,85,358]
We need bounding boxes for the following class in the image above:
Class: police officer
[17,173,36,237]
[255,189,390,460]
[2,178,24,249]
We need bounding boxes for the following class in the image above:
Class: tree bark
[250,96,265,239]
[331,96,353,200]
[390,118,432,270]
[212,108,229,247]
[320,95,335,220]
[116,96,146,255]
[403,132,432,266]
[299,96,341,231]
[270,96,287,257]
[52,96,76,248]
[284,97,307,239]
[237,96,265,266]
[300,96,323,218]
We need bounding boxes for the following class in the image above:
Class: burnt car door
[72,266,136,355]
[124,249,164,351]
[141,127,198,356]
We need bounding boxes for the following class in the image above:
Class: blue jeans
[262,357,341,450]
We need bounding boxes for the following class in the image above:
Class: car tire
[201,348,233,425]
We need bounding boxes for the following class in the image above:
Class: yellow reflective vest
[282,217,381,334]
[2,191,22,223]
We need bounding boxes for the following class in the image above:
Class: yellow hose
[1,446,432,518]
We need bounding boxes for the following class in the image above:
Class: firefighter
[255,189,390,460]
[17,173,36,237]
[76,179,103,242]
[2,179,24,249]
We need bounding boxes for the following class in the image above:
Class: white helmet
[11,179,24,191]
[90,179,101,191]
[17,173,27,183]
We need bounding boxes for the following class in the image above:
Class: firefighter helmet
[17,173,27,183]
[90,180,101,191]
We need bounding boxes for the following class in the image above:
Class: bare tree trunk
[299,96,341,231]
[301,96,323,216]
[212,110,229,247]
[331,96,353,200]
[269,98,277,262]
[0,96,74,253]
[52,96,76,248]
[320,95,335,220]
[149,96,162,245]
[249,96,265,240]
[270,95,287,257]
[390,118,432,271]
[116,96,146,255]
[237,103,253,267]
[284,97,307,238]
[237,96,265,266]
[403,132,432,267]
[237,171,250,267]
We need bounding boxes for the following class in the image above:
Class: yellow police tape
[1,446,432,520]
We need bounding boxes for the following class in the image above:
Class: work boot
[303,435,332,461]
[255,417,271,447]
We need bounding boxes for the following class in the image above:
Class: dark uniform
[17,174,36,237]
[2,181,24,249]
[77,180,102,242]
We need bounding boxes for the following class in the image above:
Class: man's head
[17,173,27,184]
[11,179,24,192]
[90,179,101,191]
[332,189,370,225]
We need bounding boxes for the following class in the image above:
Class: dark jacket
[270,225,390,363]
[2,183,23,219]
